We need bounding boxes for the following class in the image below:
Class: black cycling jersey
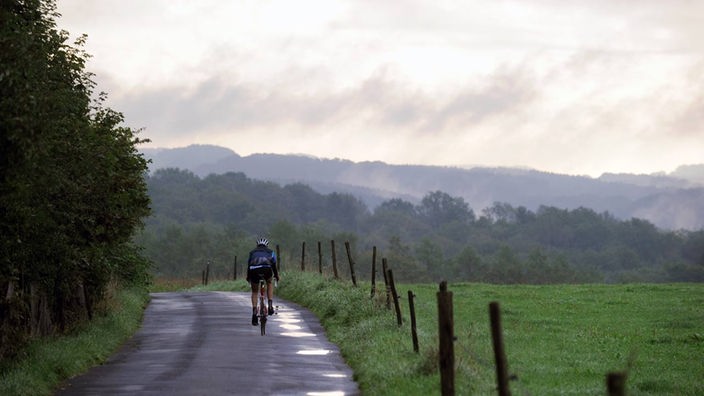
[246,245,278,282]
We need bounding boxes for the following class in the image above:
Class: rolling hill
[140,145,704,230]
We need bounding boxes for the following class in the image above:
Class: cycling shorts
[248,265,273,283]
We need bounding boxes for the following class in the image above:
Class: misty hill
[140,145,704,230]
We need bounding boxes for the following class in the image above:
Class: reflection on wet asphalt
[56,292,359,396]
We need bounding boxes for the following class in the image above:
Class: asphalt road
[55,291,359,396]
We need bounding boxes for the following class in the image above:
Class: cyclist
[246,237,279,326]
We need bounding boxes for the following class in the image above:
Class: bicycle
[256,275,268,336]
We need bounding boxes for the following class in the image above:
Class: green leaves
[1,0,151,359]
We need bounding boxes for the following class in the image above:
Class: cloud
[57,0,704,175]
[109,41,703,177]
[421,67,538,133]
[669,61,704,137]
[112,61,539,143]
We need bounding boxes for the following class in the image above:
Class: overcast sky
[56,0,703,177]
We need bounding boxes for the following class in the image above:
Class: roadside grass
[204,272,704,395]
[150,277,203,292]
[0,288,149,396]
[10,274,698,395]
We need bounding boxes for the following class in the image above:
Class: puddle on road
[322,373,348,378]
[296,349,331,355]
[275,310,316,337]
[277,317,302,323]
[281,331,316,337]
[280,324,302,330]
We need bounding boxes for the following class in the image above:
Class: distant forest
[137,168,704,284]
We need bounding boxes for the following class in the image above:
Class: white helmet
[256,237,269,247]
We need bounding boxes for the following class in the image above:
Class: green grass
[205,272,704,395]
[7,275,699,395]
[0,288,149,396]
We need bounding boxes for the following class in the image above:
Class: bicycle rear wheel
[259,298,267,336]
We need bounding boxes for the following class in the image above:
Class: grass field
[264,272,703,395]
[2,274,700,395]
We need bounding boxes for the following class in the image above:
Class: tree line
[139,168,704,284]
[1,0,151,361]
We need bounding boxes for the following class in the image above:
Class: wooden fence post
[408,290,419,353]
[382,258,390,309]
[344,241,358,286]
[489,301,511,396]
[606,372,627,396]
[437,281,454,396]
[317,241,323,274]
[370,246,377,298]
[387,269,402,326]
[330,240,339,279]
[301,242,306,271]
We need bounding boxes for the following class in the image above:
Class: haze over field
[57,1,704,178]
[142,145,704,231]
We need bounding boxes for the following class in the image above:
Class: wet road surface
[56,292,359,396]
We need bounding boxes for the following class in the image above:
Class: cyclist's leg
[248,267,257,308]
[249,268,261,326]
[259,280,269,320]
[250,281,259,325]
[264,268,275,315]
[250,281,258,309]
[266,281,274,300]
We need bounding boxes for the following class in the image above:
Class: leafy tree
[417,190,475,227]
[324,192,369,230]
[681,230,704,265]
[384,236,426,282]
[486,245,524,284]
[664,261,704,282]
[483,202,518,223]
[1,0,150,358]
[366,198,429,243]
[453,246,484,281]
[376,198,416,215]
[283,183,326,223]
[269,220,300,261]
[414,239,444,281]
[137,159,704,284]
